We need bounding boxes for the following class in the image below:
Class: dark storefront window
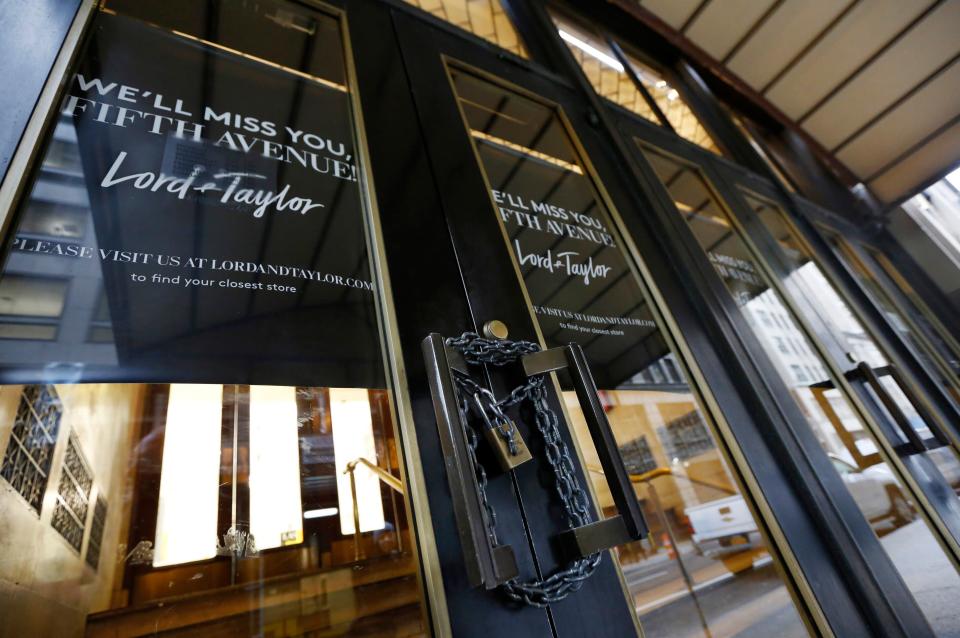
[0,2,429,636]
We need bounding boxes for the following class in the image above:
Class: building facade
[1,1,959,637]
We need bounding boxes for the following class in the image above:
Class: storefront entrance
[0,1,959,637]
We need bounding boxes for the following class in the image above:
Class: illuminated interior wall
[0,384,142,635]
[153,384,223,567]
[249,385,303,550]
[330,388,385,535]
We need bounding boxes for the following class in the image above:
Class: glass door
[712,171,960,553]
[618,117,960,635]
[0,2,435,637]
[390,5,817,638]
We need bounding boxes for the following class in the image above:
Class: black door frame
[381,8,643,638]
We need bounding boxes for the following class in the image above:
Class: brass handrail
[343,457,404,561]
[345,457,404,493]
[588,464,736,494]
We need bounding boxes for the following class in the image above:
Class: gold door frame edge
[340,6,452,637]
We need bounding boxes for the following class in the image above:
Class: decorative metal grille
[52,435,93,553]
[618,435,658,475]
[659,410,715,462]
[0,385,62,512]
[85,494,107,570]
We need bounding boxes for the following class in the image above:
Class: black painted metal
[783,194,960,448]
[872,227,960,345]
[615,115,933,638]
[389,8,641,638]
[0,0,82,184]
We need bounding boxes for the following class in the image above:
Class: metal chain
[446,332,601,607]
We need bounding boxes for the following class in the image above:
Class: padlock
[471,392,533,471]
[483,420,533,471]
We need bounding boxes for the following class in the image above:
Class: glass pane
[0,2,428,636]
[449,65,809,638]
[745,193,960,494]
[623,54,721,156]
[403,0,527,57]
[639,144,960,634]
[549,11,660,123]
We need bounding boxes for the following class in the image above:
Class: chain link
[446,332,601,607]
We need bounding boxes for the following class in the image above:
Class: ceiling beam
[721,0,786,65]
[760,0,860,95]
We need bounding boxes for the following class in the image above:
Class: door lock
[482,319,509,340]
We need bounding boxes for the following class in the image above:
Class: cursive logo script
[514,239,612,284]
[100,151,324,218]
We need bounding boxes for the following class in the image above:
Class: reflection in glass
[0,275,67,340]
[403,0,527,57]
[449,66,808,637]
[746,194,960,493]
[639,145,960,634]
[0,0,385,387]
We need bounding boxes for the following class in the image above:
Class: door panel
[393,7,810,638]
[393,14,640,637]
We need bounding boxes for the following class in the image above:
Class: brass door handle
[422,335,648,589]
[422,334,519,589]
[522,344,648,559]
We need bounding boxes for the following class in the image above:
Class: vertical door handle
[523,344,648,559]
[421,334,519,588]
[880,363,953,449]
[850,362,950,454]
